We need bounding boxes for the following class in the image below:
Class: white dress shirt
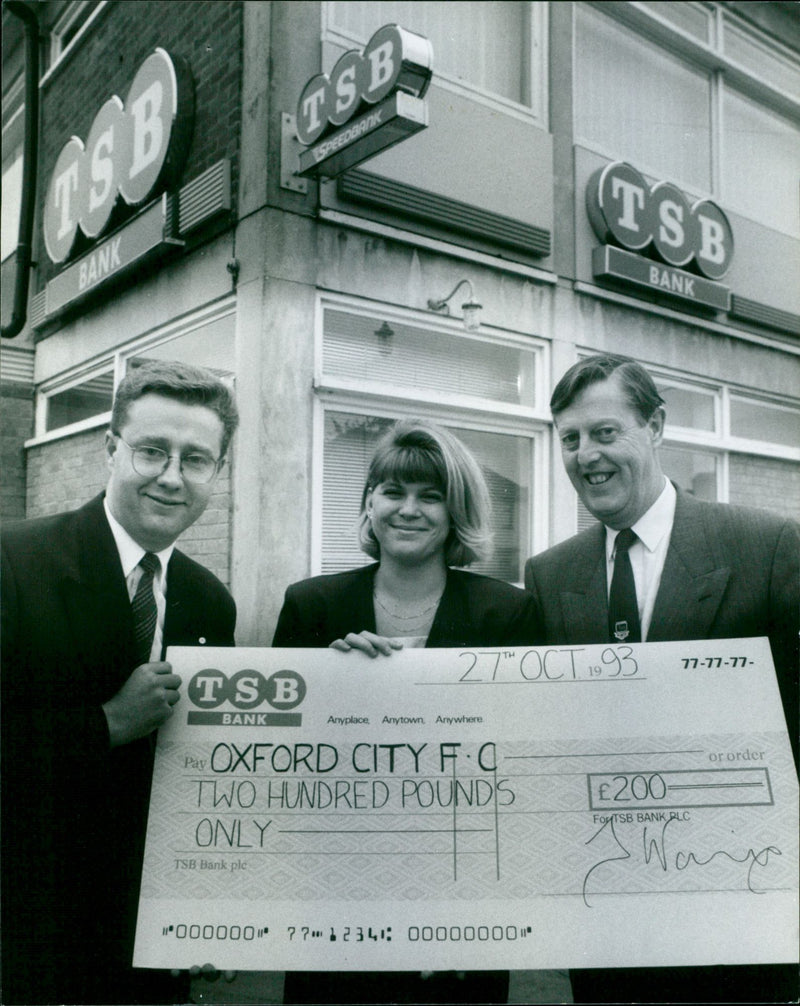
[104,499,174,662]
[604,479,676,641]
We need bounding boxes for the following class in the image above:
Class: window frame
[574,1,800,236]
[650,366,799,503]
[1,74,25,264]
[40,1,107,85]
[29,297,237,446]
[314,294,551,422]
[310,293,551,580]
[322,0,549,129]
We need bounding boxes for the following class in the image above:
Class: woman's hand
[330,631,404,658]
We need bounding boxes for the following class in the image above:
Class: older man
[524,352,798,1004]
[2,361,239,1005]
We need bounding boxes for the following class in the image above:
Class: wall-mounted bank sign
[43,48,194,265]
[295,24,433,179]
[587,162,734,312]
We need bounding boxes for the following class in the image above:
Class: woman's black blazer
[272,562,542,648]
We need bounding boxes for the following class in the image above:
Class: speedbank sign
[587,162,734,312]
[295,24,433,178]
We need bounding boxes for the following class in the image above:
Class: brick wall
[25,430,234,587]
[37,0,243,289]
[26,427,109,516]
[1,384,35,521]
[729,454,800,523]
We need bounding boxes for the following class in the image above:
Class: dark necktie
[131,552,160,665]
[608,528,641,643]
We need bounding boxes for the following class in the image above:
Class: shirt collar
[103,497,175,580]
[605,478,676,557]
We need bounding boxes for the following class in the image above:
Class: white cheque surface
[134,638,798,971]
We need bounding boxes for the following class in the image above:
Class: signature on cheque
[582,816,782,906]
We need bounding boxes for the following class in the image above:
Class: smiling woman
[273,419,539,655]
[272,419,543,1003]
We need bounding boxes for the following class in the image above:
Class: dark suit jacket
[1,493,236,1005]
[273,562,543,649]
[524,488,799,752]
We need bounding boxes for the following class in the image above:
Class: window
[46,1,103,74]
[36,301,236,439]
[45,369,114,432]
[729,396,800,450]
[575,5,712,192]
[1,140,22,262]
[325,1,546,121]
[723,20,800,102]
[1,77,24,263]
[657,375,800,521]
[322,309,536,409]
[721,90,800,236]
[575,2,800,236]
[658,381,716,432]
[315,297,548,583]
[636,1,712,45]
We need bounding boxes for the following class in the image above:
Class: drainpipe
[2,0,40,339]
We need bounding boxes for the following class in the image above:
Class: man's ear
[104,430,118,469]
[648,406,666,446]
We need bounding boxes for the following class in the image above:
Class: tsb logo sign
[187,669,306,726]
[43,48,194,264]
[587,161,733,280]
[296,23,433,147]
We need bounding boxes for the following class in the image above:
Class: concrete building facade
[2,0,798,655]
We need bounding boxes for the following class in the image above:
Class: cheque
[133,638,798,971]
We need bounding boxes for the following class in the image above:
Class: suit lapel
[427,569,464,646]
[164,552,193,648]
[351,564,379,635]
[648,490,730,641]
[61,496,138,693]
[559,526,608,643]
[163,551,217,649]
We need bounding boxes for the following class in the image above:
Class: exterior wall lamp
[427,279,482,331]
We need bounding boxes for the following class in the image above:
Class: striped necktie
[608,528,641,643]
[131,552,160,665]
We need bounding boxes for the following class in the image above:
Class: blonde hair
[358,419,492,566]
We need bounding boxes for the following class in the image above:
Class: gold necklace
[373,589,443,621]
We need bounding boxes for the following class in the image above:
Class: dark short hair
[358,419,492,567]
[110,360,239,456]
[550,353,665,424]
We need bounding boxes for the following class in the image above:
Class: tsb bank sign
[294,23,433,178]
[587,161,734,311]
[186,668,307,727]
[43,48,193,264]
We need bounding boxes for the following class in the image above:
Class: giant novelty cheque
[134,639,798,971]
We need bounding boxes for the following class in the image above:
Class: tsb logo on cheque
[186,669,306,726]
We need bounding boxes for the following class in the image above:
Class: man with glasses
[2,360,239,1005]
